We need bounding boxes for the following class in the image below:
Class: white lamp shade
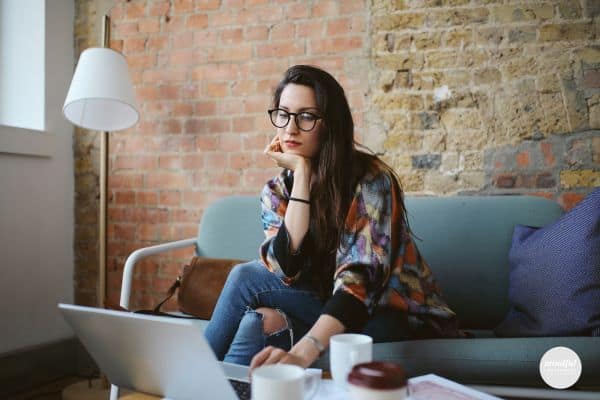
[63,47,139,131]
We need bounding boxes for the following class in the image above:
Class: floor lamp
[62,15,138,400]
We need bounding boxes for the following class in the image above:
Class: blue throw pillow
[495,188,600,337]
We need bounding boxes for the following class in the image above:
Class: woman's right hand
[264,136,312,174]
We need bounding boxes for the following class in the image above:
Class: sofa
[119,195,600,394]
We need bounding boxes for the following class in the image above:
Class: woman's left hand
[249,346,308,372]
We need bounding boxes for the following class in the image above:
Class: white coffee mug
[330,334,373,387]
[251,364,319,400]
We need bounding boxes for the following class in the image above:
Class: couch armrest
[119,237,197,310]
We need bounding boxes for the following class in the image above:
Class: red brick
[246,96,269,114]
[159,191,181,206]
[187,14,209,29]
[207,45,253,62]
[195,64,240,81]
[246,0,269,5]
[146,172,189,189]
[158,85,180,100]
[113,224,136,241]
[137,192,158,206]
[220,98,245,114]
[163,15,187,32]
[181,137,197,152]
[257,42,305,58]
[297,21,324,38]
[114,22,138,36]
[196,0,221,10]
[211,12,237,26]
[541,142,555,166]
[558,192,585,211]
[110,40,124,53]
[125,2,146,19]
[138,18,160,33]
[494,173,516,188]
[243,134,269,150]
[220,28,244,44]
[173,0,194,13]
[195,101,218,116]
[109,174,144,189]
[231,80,256,96]
[310,36,363,54]
[149,0,170,16]
[182,190,209,206]
[159,155,182,169]
[312,1,339,17]
[115,190,136,205]
[147,36,169,51]
[229,152,253,169]
[169,50,196,66]
[206,118,232,133]
[255,152,276,168]
[135,86,158,102]
[516,151,530,167]
[172,32,194,49]
[162,119,183,134]
[205,152,229,169]
[114,156,158,170]
[173,103,194,117]
[243,169,276,188]
[172,209,202,223]
[326,18,352,36]
[182,154,205,169]
[249,59,289,76]
[207,170,241,188]
[529,192,554,200]
[245,26,269,41]
[233,116,255,133]
[583,69,600,89]
[124,38,146,53]
[205,82,230,97]
[138,223,160,241]
[286,3,312,19]
[182,84,201,99]
[219,134,243,151]
[128,54,157,70]
[196,135,219,151]
[270,23,296,39]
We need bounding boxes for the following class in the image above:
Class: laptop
[58,303,250,400]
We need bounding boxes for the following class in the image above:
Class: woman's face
[276,84,323,159]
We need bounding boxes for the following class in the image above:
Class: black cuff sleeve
[272,221,307,277]
[321,291,369,333]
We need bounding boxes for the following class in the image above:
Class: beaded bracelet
[289,197,310,205]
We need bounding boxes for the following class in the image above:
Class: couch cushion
[404,196,562,330]
[495,188,600,337]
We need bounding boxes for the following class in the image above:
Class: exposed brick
[516,151,530,168]
[558,192,585,210]
[535,172,556,188]
[495,174,516,188]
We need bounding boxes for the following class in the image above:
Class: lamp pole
[98,14,110,309]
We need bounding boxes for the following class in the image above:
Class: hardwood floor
[5,376,83,400]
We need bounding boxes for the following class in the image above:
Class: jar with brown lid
[347,361,407,400]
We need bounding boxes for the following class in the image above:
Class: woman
[204,65,458,370]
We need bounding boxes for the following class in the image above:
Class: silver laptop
[58,303,250,400]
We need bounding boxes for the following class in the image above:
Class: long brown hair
[272,65,408,295]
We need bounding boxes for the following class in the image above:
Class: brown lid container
[347,362,407,390]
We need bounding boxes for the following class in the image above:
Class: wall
[0,0,75,354]
[72,0,599,310]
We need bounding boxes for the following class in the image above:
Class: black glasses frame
[267,108,323,132]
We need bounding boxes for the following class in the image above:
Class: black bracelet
[289,196,310,205]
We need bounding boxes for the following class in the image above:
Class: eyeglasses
[267,108,322,132]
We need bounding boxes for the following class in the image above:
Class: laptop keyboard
[229,379,251,400]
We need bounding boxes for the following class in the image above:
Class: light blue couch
[123,195,600,394]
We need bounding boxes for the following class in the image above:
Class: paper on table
[408,374,503,400]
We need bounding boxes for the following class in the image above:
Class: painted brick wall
[73,0,599,309]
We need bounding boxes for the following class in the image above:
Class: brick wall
[73,0,599,309]
[369,0,599,208]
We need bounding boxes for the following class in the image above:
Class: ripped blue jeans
[204,261,323,365]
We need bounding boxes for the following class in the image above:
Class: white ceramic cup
[251,364,319,400]
[330,334,373,387]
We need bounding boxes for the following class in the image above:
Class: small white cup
[329,334,373,387]
[251,364,319,400]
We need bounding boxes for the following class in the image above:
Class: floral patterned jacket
[259,164,459,337]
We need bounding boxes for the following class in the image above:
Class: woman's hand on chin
[264,136,312,174]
